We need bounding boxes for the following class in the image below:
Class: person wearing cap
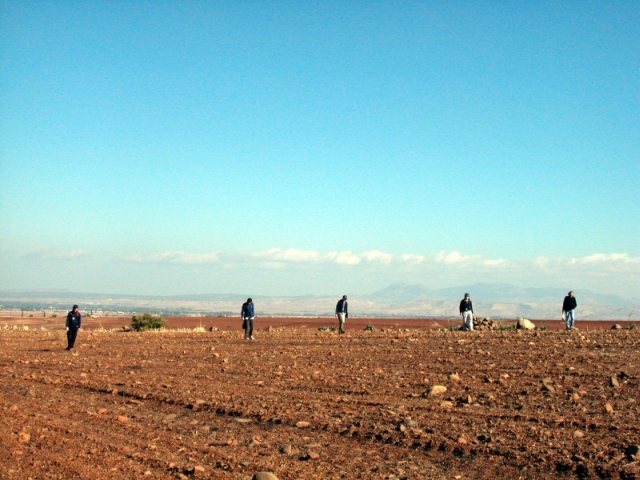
[241,298,255,340]
[459,294,474,332]
[65,304,82,350]
[335,295,348,334]
[562,291,577,330]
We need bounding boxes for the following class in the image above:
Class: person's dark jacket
[335,299,348,317]
[562,296,577,312]
[241,302,255,319]
[459,299,473,314]
[66,310,82,329]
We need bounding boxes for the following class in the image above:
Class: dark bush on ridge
[131,313,166,331]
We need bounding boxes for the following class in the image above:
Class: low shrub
[629,323,637,330]
[535,325,548,331]
[497,324,516,331]
[131,313,166,331]
[365,324,375,331]
[318,326,329,331]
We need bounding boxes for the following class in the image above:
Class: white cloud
[21,247,91,260]
[535,256,549,267]
[362,250,395,264]
[325,250,362,265]
[400,254,426,264]
[434,250,482,265]
[124,251,219,265]
[575,253,640,265]
[253,248,320,263]
[57,249,91,259]
[482,258,507,268]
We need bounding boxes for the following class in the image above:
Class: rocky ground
[1,326,638,479]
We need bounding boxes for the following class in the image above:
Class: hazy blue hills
[369,282,634,306]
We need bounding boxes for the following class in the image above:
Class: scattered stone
[193,466,205,475]
[573,430,584,438]
[543,384,555,393]
[308,451,320,460]
[571,393,580,402]
[427,385,447,396]
[401,418,418,427]
[610,376,620,388]
[280,444,293,455]
[18,432,30,444]
[235,418,252,424]
[117,416,128,422]
[450,373,461,382]
[612,324,622,330]
[605,403,614,413]
[441,401,454,408]
[296,421,310,428]
[253,473,279,480]
[517,318,535,330]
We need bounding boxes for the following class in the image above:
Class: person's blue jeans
[565,309,576,329]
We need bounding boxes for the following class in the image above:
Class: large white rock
[517,318,535,330]
[253,473,279,480]
[427,385,447,396]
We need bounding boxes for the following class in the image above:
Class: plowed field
[1,326,639,479]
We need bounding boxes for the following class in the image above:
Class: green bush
[629,323,637,330]
[318,326,329,331]
[535,325,548,331]
[51,314,57,318]
[365,324,375,331]
[497,324,516,331]
[131,313,166,331]
[449,324,458,331]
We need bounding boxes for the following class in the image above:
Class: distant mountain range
[1,283,638,320]
[368,282,636,306]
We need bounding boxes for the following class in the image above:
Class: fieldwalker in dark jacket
[459,294,474,332]
[65,304,82,350]
[241,298,255,340]
[335,295,348,334]
[562,291,577,329]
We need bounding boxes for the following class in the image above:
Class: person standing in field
[335,295,348,334]
[65,304,82,350]
[241,298,255,340]
[459,293,474,332]
[562,291,577,330]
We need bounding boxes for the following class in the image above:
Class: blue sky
[1,2,638,297]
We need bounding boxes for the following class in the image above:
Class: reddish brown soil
[1,326,638,479]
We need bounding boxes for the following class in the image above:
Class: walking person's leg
[338,313,346,333]
[248,319,254,339]
[568,310,575,329]
[68,327,78,349]
[464,312,474,332]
